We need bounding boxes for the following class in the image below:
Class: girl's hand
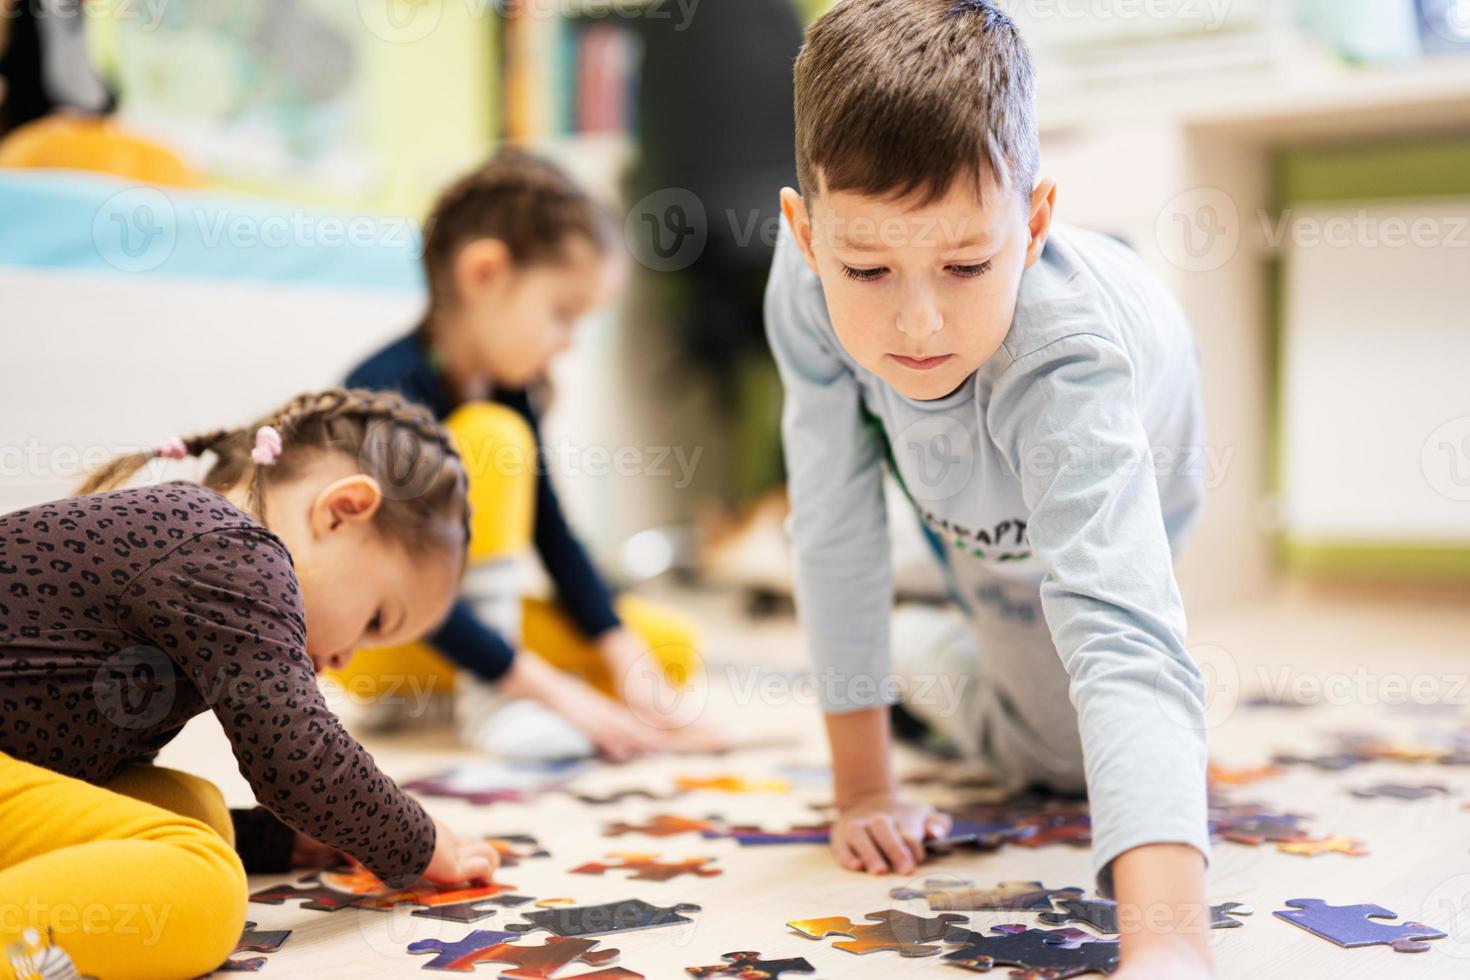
[832,792,951,876]
[422,818,501,884]
[599,628,730,752]
[500,649,663,762]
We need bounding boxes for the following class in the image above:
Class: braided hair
[76,388,471,559]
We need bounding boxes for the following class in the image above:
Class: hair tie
[154,436,189,460]
[250,426,283,465]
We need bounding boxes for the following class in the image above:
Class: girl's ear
[453,238,513,303]
[310,475,384,536]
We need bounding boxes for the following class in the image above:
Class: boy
[765,1,1213,976]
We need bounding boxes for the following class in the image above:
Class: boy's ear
[310,475,383,537]
[1023,177,1058,270]
[780,187,820,274]
[453,238,512,303]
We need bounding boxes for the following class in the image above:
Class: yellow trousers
[0,754,246,980]
[331,403,701,700]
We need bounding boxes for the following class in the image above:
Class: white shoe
[456,681,595,762]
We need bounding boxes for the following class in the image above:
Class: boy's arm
[764,224,894,714]
[766,224,949,872]
[988,332,1211,894]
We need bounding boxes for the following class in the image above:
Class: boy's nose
[896,296,943,339]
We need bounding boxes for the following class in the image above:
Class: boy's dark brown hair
[794,0,1039,207]
[420,147,611,313]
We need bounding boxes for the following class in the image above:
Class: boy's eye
[949,260,994,279]
[842,265,887,282]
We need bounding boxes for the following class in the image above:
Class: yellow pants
[0,754,246,980]
[331,403,701,700]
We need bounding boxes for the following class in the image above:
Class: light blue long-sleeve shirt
[765,217,1211,884]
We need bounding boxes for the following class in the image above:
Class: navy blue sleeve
[503,391,623,640]
[427,598,517,681]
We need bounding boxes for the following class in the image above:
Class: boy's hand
[1112,941,1214,979]
[423,818,501,884]
[832,792,951,875]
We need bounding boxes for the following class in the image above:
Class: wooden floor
[158,584,1470,979]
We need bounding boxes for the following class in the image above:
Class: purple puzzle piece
[406,929,520,970]
[1274,899,1447,953]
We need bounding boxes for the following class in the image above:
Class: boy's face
[453,234,613,388]
[782,172,1056,401]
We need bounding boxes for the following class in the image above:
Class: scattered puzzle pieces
[605,815,719,838]
[788,909,968,956]
[247,883,367,913]
[1276,835,1369,857]
[403,761,579,805]
[486,833,551,866]
[572,789,676,806]
[1038,898,1252,934]
[942,923,1120,976]
[214,921,291,972]
[571,853,722,882]
[675,776,791,794]
[1274,899,1447,953]
[508,899,701,938]
[406,930,521,970]
[685,950,816,978]
[1349,784,1449,801]
[248,869,529,920]
[1207,764,1283,787]
[894,880,1085,913]
[702,822,831,846]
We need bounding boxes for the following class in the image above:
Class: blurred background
[2,0,1468,644]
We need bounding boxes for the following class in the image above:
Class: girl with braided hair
[0,388,501,980]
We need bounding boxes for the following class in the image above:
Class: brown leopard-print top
[0,481,435,882]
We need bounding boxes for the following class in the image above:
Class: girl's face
[253,462,463,673]
[454,234,613,388]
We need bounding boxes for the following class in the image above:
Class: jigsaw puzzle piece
[604,815,719,838]
[909,880,1085,912]
[1276,835,1369,857]
[486,833,551,866]
[942,923,1120,976]
[570,853,721,882]
[788,909,968,956]
[685,950,816,978]
[1037,899,1252,934]
[1349,784,1449,801]
[406,929,522,971]
[674,776,791,794]
[1274,899,1446,953]
[508,899,701,937]
[247,883,365,912]
[471,936,620,978]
